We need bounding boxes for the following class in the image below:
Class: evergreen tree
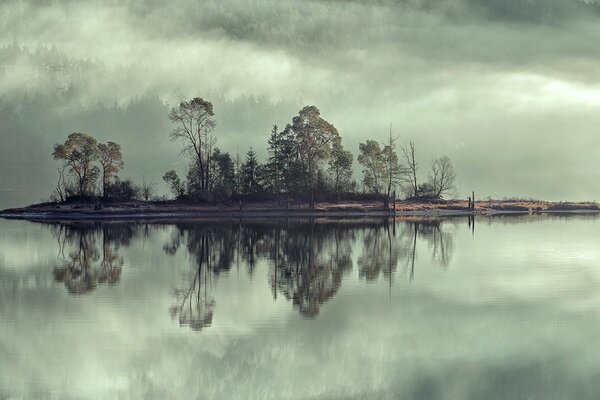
[241,148,263,195]
[264,124,297,195]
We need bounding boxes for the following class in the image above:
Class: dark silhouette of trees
[163,170,186,198]
[241,148,263,195]
[48,99,458,204]
[264,124,297,195]
[209,148,236,198]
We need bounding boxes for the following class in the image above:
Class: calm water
[1,215,600,399]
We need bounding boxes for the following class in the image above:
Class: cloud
[2,0,600,206]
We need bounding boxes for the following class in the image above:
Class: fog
[2,0,600,207]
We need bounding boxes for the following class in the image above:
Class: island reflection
[51,224,143,294]
[48,218,456,327]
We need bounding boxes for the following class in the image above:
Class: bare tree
[54,165,70,202]
[382,125,407,206]
[428,155,457,198]
[168,98,216,192]
[401,140,418,198]
[140,180,155,201]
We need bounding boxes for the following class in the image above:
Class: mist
[2,0,600,208]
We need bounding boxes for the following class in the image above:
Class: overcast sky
[2,0,600,207]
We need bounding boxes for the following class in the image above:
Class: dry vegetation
[1,199,599,218]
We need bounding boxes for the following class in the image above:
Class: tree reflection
[169,233,215,331]
[268,221,354,318]
[42,217,459,328]
[359,219,455,284]
[51,224,135,295]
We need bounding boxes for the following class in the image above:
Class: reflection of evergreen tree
[268,221,354,318]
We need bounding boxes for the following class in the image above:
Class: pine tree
[241,148,263,195]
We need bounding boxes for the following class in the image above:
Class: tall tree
[382,127,406,205]
[264,124,297,195]
[428,155,457,198]
[291,106,341,208]
[357,140,385,195]
[52,132,99,197]
[401,140,418,198]
[241,148,263,195]
[97,141,124,197]
[328,141,354,196]
[210,148,236,197]
[168,97,216,192]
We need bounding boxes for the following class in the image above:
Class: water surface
[1,215,600,399]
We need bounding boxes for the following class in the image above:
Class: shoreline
[1,201,599,221]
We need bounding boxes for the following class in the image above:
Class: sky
[2,0,600,207]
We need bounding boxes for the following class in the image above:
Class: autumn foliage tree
[98,141,124,197]
[52,132,100,197]
[291,106,341,208]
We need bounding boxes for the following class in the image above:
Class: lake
[1,215,600,399]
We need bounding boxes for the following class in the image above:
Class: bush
[104,178,140,201]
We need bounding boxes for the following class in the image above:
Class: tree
[97,141,124,197]
[291,106,341,208]
[428,155,457,198]
[210,148,236,198]
[357,140,385,195]
[328,141,354,196]
[53,164,71,202]
[52,132,99,197]
[265,124,300,195]
[163,170,186,199]
[140,180,155,201]
[168,97,216,192]
[264,125,296,194]
[241,148,263,195]
[401,140,418,198]
[382,127,407,205]
[105,178,140,201]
